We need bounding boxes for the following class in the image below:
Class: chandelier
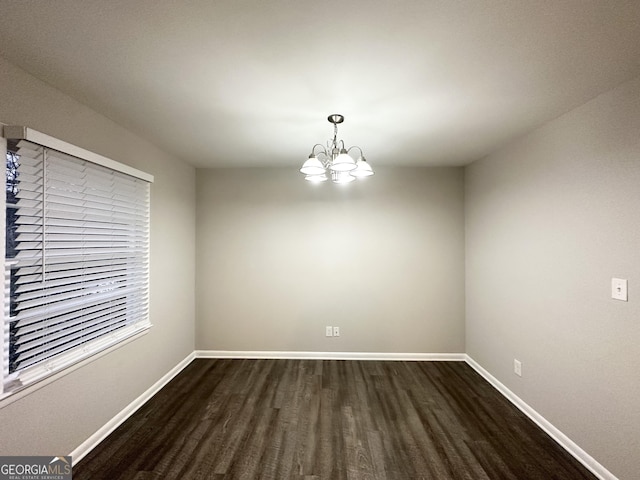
[299,114,374,183]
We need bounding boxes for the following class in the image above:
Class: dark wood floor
[73,359,597,480]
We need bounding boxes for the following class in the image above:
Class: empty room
[0,1,638,479]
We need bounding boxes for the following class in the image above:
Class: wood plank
[73,360,598,480]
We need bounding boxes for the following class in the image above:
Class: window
[2,126,153,398]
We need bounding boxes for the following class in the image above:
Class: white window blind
[3,127,152,397]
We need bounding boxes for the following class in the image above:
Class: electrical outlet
[514,359,522,377]
[325,326,333,337]
[333,326,340,337]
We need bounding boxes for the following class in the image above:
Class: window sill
[0,326,151,410]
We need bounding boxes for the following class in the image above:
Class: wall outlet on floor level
[325,326,333,337]
[333,326,340,337]
[514,359,522,377]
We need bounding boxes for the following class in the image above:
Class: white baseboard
[195,350,466,361]
[464,355,616,480]
[70,351,196,465]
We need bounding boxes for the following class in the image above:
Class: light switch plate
[612,278,628,301]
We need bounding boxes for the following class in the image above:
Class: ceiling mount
[299,114,374,184]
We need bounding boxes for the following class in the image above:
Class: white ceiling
[0,1,639,168]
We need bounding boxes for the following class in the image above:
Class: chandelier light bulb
[330,149,357,172]
[350,157,374,177]
[300,154,326,175]
[305,173,328,182]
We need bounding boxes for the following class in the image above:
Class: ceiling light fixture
[300,114,374,183]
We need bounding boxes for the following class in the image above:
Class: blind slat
[13,302,148,338]
[11,296,148,330]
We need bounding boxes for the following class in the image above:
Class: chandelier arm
[310,144,328,156]
[347,146,364,157]
[316,152,331,168]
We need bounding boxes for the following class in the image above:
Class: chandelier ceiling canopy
[300,114,374,184]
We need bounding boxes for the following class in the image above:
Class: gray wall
[465,75,640,479]
[196,167,465,353]
[0,57,196,455]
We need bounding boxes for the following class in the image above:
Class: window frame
[1,126,154,404]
